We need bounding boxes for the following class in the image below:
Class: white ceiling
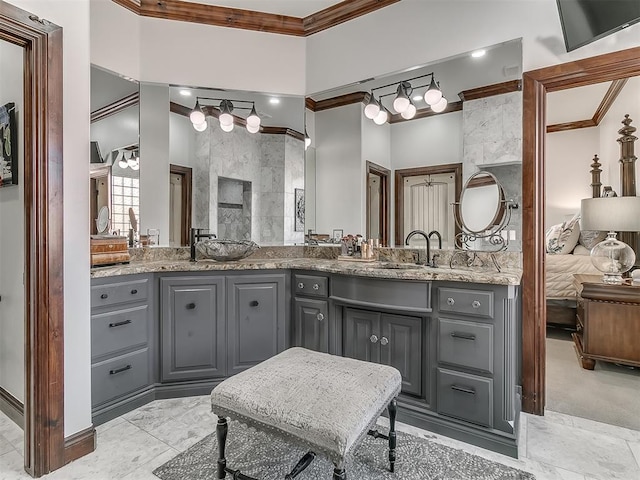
[91,66,138,112]
[178,0,341,17]
[547,82,612,125]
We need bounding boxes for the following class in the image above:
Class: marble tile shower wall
[194,121,304,245]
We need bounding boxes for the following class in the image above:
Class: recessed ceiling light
[269,97,280,105]
[412,95,423,102]
[179,89,192,96]
[471,49,486,58]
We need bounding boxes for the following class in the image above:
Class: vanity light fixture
[118,150,140,170]
[118,154,128,169]
[364,72,447,124]
[189,97,262,134]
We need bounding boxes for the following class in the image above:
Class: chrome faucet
[405,229,441,267]
[190,228,217,262]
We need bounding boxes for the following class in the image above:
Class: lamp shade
[580,197,640,231]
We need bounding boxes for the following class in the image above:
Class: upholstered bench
[210,347,402,480]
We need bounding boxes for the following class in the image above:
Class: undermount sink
[374,262,423,270]
[196,239,259,261]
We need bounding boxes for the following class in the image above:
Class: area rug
[153,421,535,480]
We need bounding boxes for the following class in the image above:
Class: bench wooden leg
[333,466,346,479]
[216,417,228,479]
[388,398,397,473]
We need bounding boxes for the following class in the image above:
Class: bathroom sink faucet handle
[430,253,440,268]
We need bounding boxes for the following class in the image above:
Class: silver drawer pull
[316,313,324,321]
[186,303,196,310]
[298,282,305,289]
[370,334,378,343]
[100,293,108,299]
[451,384,475,395]
[451,332,476,341]
[472,300,481,309]
[109,364,132,375]
[380,336,389,346]
[313,283,320,290]
[131,289,138,295]
[109,319,132,328]
[446,297,455,306]
[249,300,259,307]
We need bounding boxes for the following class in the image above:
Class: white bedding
[546,253,601,300]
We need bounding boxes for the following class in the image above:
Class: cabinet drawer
[91,305,149,359]
[438,318,493,373]
[438,287,493,318]
[294,274,328,298]
[437,368,492,427]
[91,349,150,406]
[91,278,149,309]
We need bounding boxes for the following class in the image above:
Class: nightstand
[572,274,640,370]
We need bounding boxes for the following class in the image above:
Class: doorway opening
[365,161,390,247]
[169,165,192,246]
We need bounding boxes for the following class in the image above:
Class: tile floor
[1,397,639,480]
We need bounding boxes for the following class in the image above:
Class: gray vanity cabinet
[343,308,423,396]
[160,276,226,382]
[292,272,330,353]
[226,274,287,375]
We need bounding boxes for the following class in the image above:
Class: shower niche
[217,177,252,240]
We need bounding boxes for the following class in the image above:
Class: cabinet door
[227,274,286,375]
[381,313,423,397]
[160,277,225,382]
[343,308,380,363]
[293,297,329,353]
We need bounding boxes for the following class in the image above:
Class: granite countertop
[90,257,522,285]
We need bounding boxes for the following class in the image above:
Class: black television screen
[557,0,640,52]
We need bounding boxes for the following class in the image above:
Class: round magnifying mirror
[458,171,505,234]
[96,205,110,234]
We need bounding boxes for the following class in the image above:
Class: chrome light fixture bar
[189,97,262,134]
[364,72,447,124]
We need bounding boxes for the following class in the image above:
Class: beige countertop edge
[90,259,522,286]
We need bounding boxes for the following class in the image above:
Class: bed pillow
[546,216,581,254]
[573,245,591,256]
[578,229,607,250]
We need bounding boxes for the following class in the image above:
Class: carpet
[546,328,640,430]
[153,420,535,480]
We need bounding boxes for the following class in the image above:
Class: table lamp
[581,196,640,284]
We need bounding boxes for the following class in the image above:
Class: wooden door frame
[521,46,640,415]
[365,161,390,247]
[90,166,112,235]
[169,164,192,246]
[394,163,462,246]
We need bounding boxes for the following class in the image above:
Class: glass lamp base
[601,273,623,285]
[590,231,636,284]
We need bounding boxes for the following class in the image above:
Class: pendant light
[118,152,128,169]
[424,76,443,106]
[246,123,260,134]
[193,120,208,132]
[127,151,137,168]
[220,121,234,132]
[401,101,417,120]
[431,96,448,113]
[189,100,205,125]
[246,104,261,128]
[392,82,411,114]
[219,100,234,127]
[364,93,381,119]
[373,101,388,125]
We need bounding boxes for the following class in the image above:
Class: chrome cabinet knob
[298,282,305,289]
[472,300,481,309]
[447,297,455,306]
[380,337,389,346]
[370,334,378,343]
[316,313,324,321]
[313,283,320,290]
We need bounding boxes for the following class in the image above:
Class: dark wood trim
[546,78,628,133]
[303,0,400,36]
[112,0,397,37]
[0,3,66,475]
[394,163,462,246]
[91,92,139,123]
[365,161,391,247]
[170,101,191,117]
[305,97,317,111]
[312,92,367,112]
[170,164,193,246]
[546,119,596,133]
[458,79,522,102]
[260,126,305,141]
[89,166,112,236]
[0,386,23,427]
[389,101,463,123]
[467,175,497,188]
[63,427,96,465]
[522,46,640,416]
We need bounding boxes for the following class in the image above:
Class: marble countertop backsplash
[93,245,522,285]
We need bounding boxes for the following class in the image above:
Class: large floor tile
[0,449,32,480]
[0,435,14,457]
[120,447,179,480]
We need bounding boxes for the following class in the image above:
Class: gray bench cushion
[211,347,401,466]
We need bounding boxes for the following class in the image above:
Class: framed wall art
[0,102,18,187]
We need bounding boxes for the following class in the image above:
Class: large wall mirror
[305,38,523,252]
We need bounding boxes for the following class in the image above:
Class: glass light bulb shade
[401,103,417,119]
[220,121,234,132]
[219,112,233,126]
[193,120,208,132]
[431,96,448,113]
[189,102,205,125]
[127,155,137,167]
[373,109,388,125]
[246,123,260,134]
[424,77,443,105]
[130,162,140,171]
[246,105,260,127]
[364,95,380,119]
[590,232,636,284]
[118,158,128,169]
[393,96,410,113]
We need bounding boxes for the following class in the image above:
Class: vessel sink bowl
[374,262,422,270]
[196,239,259,261]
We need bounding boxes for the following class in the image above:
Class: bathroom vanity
[90,256,521,457]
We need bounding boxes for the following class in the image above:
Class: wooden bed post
[590,154,602,198]
[617,115,638,261]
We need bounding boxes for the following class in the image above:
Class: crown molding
[111,0,399,37]
[91,92,139,123]
[458,79,522,102]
